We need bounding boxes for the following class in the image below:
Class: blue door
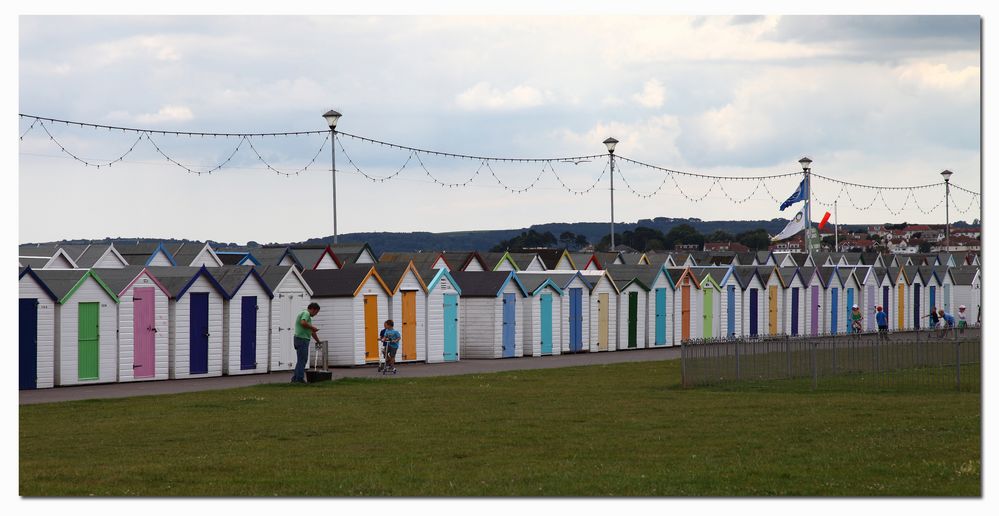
[791,288,799,336]
[929,286,936,313]
[913,284,921,329]
[656,288,667,345]
[726,286,735,338]
[831,288,839,335]
[502,293,516,358]
[19,298,38,390]
[190,292,209,374]
[749,288,758,337]
[540,293,553,354]
[846,288,854,333]
[443,294,459,361]
[240,296,257,370]
[883,286,890,322]
[569,288,583,352]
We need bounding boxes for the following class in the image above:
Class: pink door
[133,287,156,378]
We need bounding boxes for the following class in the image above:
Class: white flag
[772,208,807,241]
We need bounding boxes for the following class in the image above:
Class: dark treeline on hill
[34,218,977,252]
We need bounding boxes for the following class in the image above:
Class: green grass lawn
[19,359,980,496]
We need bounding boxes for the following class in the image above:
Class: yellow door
[598,293,609,351]
[897,284,905,329]
[364,295,379,362]
[401,291,417,361]
[769,286,778,335]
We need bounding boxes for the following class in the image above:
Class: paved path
[19,347,681,405]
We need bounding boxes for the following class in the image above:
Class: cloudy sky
[18,15,981,244]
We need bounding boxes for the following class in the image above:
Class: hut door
[867,287,876,331]
[912,284,921,330]
[540,293,553,354]
[702,288,713,339]
[883,286,890,327]
[443,294,459,361]
[944,284,950,312]
[681,284,691,341]
[768,286,778,335]
[401,291,417,360]
[929,286,936,314]
[569,288,583,352]
[133,287,156,378]
[811,286,820,336]
[240,296,257,370]
[78,302,100,380]
[655,288,667,346]
[597,293,609,351]
[280,294,296,368]
[502,293,516,358]
[189,293,209,374]
[364,295,379,362]
[628,292,638,348]
[749,288,758,337]
[830,288,839,335]
[791,288,799,336]
[897,284,905,329]
[726,286,735,339]
[846,288,854,333]
[19,298,37,390]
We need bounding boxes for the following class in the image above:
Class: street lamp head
[798,156,812,171]
[603,137,619,154]
[323,109,342,130]
[941,169,953,182]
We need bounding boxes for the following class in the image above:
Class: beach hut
[443,251,488,272]
[287,245,342,270]
[931,265,954,315]
[375,261,429,363]
[114,242,177,267]
[875,267,896,331]
[94,266,171,382]
[481,252,517,272]
[212,266,274,375]
[19,267,57,389]
[949,266,981,325]
[449,271,528,359]
[720,266,752,339]
[892,266,911,330]
[538,272,594,353]
[796,267,823,336]
[664,268,701,342]
[857,266,880,332]
[509,252,546,272]
[604,267,651,349]
[732,267,765,338]
[18,244,78,269]
[302,266,392,366]
[690,267,728,340]
[837,267,863,334]
[59,243,129,269]
[165,242,224,267]
[252,265,314,372]
[757,266,785,336]
[330,242,378,264]
[515,273,564,356]
[901,265,925,330]
[587,271,621,351]
[424,267,463,363]
[778,267,806,337]
[815,267,842,334]
[146,266,228,379]
[33,269,120,386]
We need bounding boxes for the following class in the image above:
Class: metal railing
[680,326,980,391]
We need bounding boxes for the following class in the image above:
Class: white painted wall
[117,272,170,382]
[315,253,339,270]
[222,277,271,375]
[19,276,56,389]
[94,250,127,269]
[55,278,118,386]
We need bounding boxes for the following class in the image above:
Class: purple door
[791,288,799,336]
[190,293,209,375]
[240,296,257,370]
[810,286,819,336]
[133,287,156,378]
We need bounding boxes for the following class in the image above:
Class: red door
[133,287,156,378]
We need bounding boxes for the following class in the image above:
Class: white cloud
[106,105,194,124]
[896,61,979,91]
[556,114,683,160]
[455,82,548,111]
[632,79,666,108]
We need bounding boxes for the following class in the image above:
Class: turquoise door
[540,293,553,354]
[655,288,667,346]
[443,294,458,361]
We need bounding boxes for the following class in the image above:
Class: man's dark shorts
[385,345,398,358]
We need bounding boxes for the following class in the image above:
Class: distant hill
[27,218,976,253]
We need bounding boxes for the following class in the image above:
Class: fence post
[955,340,961,391]
[785,335,791,379]
[812,342,818,390]
[680,340,687,388]
[735,340,741,381]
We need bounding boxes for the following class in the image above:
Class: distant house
[674,243,700,252]
[704,242,750,253]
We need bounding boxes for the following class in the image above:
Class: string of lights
[246,134,330,177]
[335,135,413,182]
[20,118,38,140]
[550,160,607,195]
[718,178,766,204]
[614,161,671,199]
[810,172,941,191]
[145,133,246,175]
[950,183,981,197]
[615,155,800,181]
[19,113,328,138]
[486,162,548,193]
[38,121,146,169]
[951,187,981,215]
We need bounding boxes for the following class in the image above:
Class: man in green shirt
[292,303,321,383]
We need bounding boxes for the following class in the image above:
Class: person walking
[292,302,321,383]
[379,319,402,374]
[875,305,889,341]
[957,305,968,335]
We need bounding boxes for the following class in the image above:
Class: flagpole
[799,157,812,255]
[834,199,839,252]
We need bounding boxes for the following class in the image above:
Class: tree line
[491,224,774,252]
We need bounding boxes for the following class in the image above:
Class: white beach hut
[450,271,528,359]
[213,266,274,375]
[302,266,392,366]
[375,261,429,363]
[423,267,463,363]
[95,266,171,382]
[255,265,314,372]
[587,271,621,351]
[515,273,564,356]
[19,267,57,389]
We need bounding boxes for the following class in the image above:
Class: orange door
[364,295,379,362]
[768,286,778,335]
[681,283,691,341]
[401,291,417,360]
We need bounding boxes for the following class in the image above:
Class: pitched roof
[688,266,728,287]
[165,242,214,267]
[778,266,800,286]
[836,266,858,286]
[478,252,508,270]
[949,266,979,286]
[18,266,58,301]
[514,273,563,295]
[329,242,376,264]
[449,271,526,298]
[508,252,541,270]
[603,264,660,290]
[209,266,274,298]
[253,264,310,294]
[90,265,152,295]
[440,251,486,271]
[302,266,387,297]
[371,262,427,293]
[816,267,838,287]
[591,252,621,269]
[532,249,567,270]
[144,266,228,299]
[536,272,594,291]
[569,252,593,269]
[797,266,817,285]
[31,269,119,303]
[287,245,331,270]
[619,252,646,265]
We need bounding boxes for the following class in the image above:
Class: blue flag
[780,180,806,211]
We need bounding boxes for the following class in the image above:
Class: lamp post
[604,137,618,251]
[941,169,953,252]
[324,110,342,244]
[799,157,813,253]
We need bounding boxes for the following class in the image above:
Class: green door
[78,302,99,380]
[627,292,638,348]
[703,288,713,339]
